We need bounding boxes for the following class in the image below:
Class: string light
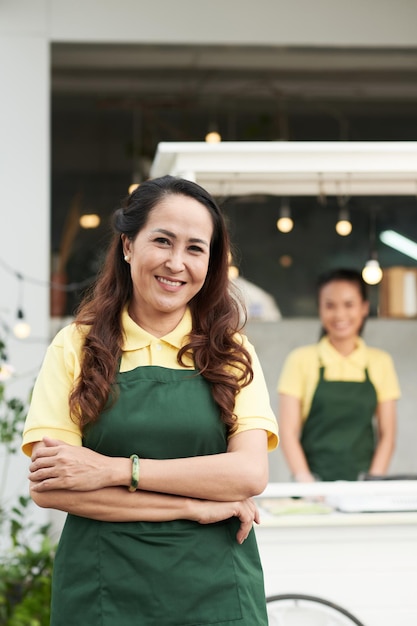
[0,361,14,381]
[0,256,94,292]
[0,331,14,380]
[13,274,31,339]
[0,256,96,337]
[13,308,31,339]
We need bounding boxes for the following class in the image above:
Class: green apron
[50,366,268,626]
[300,364,377,481]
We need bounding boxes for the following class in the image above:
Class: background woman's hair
[316,267,369,338]
[69,175,253,433]
[317,267,368,301]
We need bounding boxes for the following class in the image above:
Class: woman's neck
[128,306,184,338]
[327,335,359,356]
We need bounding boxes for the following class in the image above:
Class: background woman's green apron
[301,365,377,481]
[50,366,268,626]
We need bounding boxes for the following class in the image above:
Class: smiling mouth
[157,276,185,287]
[332,323,353,331]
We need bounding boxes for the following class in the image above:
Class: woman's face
[318,280,369,342]
[122,193,214,325]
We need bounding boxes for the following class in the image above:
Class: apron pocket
[98,520,243,626]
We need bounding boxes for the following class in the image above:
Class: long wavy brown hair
[70,175,253,434]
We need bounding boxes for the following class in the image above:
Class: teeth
[158,277,182,287]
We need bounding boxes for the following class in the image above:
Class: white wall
[0,1,50,522]
[48,0,417,47]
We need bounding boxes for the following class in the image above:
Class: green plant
[0,336,55,626]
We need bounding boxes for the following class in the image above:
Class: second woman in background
[278,268,400,482]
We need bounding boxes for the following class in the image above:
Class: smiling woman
[277,268,400,482]
[22,175,278,626]
[121,194,213,336]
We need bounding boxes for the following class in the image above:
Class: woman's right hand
[190,497,260,544]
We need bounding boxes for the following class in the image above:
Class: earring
[124,255,130,262]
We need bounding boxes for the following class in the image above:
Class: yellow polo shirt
[277,336,401,421]
[22,308,278,456]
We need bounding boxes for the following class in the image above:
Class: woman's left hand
[29,437,127,492]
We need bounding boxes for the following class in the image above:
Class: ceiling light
[79,214,101,229]
[335,207,352,236]
[128,183,140,194]
[276,199,294,233]
[379,230,417,261]
[279,255,293,268]
[362,206,383,285]
[362,259,383,285]
[205,130,221,143]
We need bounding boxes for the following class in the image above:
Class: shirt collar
[122,307,193,351]
[318,335,368,368]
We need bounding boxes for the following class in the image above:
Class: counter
[255,482,417,626]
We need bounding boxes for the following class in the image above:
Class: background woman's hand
[29,437,127,492]
[191,497,260,544]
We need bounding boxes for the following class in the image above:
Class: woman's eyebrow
[151,228,209,247]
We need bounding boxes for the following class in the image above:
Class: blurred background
[51,42,417,317]
[1,0,417,487]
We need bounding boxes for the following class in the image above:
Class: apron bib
[301,365,377,481]
[50,366,268,626]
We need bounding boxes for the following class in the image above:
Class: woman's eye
[155,237,170,245]
[189,245,204,253]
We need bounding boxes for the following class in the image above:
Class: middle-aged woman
[22,175,278,626]
[277,268,400,482]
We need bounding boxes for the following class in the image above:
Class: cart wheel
[266,593,366,626]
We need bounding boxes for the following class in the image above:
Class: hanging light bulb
[128,108,146,192]
[276,199,294,233]
[362,259,383,285]
[227,250,239,279]
[13,308,31,339]
[13,274,31,338]
[0,361,14,381]
[335,207,352,236]
[79,213,100,229]
[128,182,140,194]
[205,127,221,143]
[279,254,293,268]
[362,206,383,285]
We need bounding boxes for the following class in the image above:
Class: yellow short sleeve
[21,325,84,457]
[232,337,279,451]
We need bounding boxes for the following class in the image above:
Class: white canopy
[150,141,417,197]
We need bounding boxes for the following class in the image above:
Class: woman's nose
[164,250,185,272]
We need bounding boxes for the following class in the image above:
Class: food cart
[255,481,417,626]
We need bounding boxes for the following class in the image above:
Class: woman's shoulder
[363,343,396,367]
[50,321,89,352]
